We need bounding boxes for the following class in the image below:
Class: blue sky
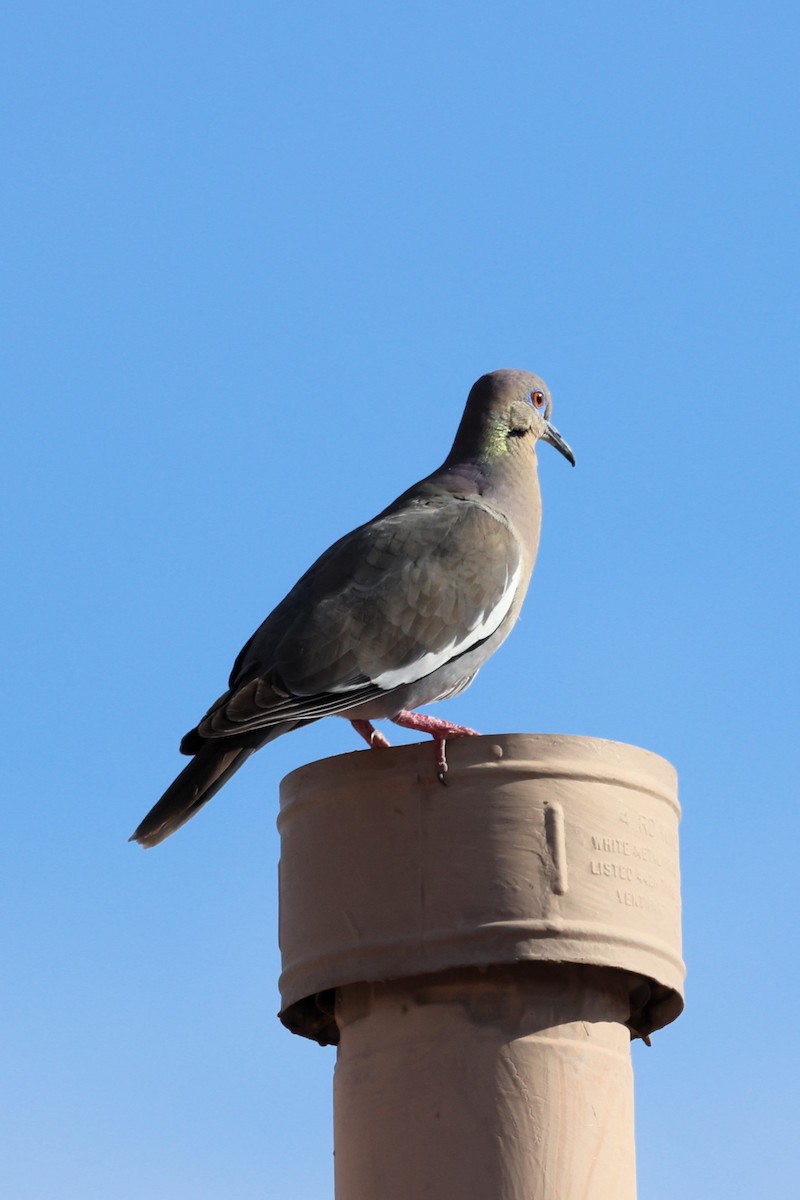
[3,2,798,1196]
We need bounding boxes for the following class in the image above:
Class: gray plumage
[132,369,574,847]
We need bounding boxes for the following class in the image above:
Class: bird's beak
[542,422,576,466]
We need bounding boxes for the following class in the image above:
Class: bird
[131,369,574,847]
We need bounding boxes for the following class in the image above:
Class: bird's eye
[530,391,545,408]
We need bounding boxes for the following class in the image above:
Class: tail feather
[131,741,257,848]
[132,717,314,848]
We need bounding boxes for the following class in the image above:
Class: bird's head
[452,369,575,468]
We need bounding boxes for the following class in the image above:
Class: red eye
[531,391,545,408]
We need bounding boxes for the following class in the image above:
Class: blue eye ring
[529,390,545,409]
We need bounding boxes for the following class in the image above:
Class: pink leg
[390,710,481,785]
[350,719,391,750]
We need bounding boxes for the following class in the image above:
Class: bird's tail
[130,738,259,849]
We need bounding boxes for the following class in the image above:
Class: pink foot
[350,719,392,750]
[390,710,481,785]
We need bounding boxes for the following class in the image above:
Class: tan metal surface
[334,964,637,1200]
[278,733,683,1043]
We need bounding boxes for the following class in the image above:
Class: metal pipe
[277,733,684,1199]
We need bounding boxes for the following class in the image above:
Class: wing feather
[195,495,522,739]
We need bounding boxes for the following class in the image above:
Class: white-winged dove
[132,369,574,847]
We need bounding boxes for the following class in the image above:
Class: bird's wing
[194,495,523,739]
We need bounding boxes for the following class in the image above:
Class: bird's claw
[350,719,391,750]
[435,736,449,785]
[353,712,480,783]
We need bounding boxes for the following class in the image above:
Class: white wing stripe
[369,559,522,691]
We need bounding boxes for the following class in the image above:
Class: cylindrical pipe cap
[277,733,683,1044]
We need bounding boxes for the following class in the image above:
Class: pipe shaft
[334,964,636,1200]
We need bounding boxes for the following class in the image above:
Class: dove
[131,369,574,847]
